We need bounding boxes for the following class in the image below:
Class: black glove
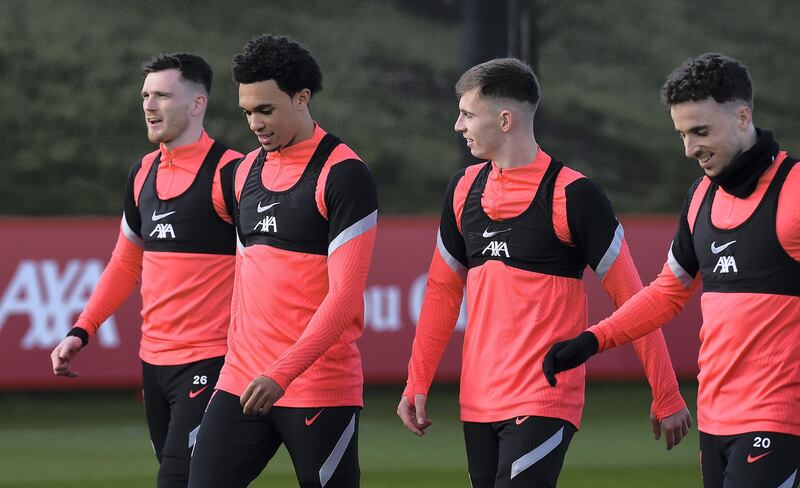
[542,331,599,386]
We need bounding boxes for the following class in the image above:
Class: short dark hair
[455,58,540,108]
[661,53,752,107]
[142,52,213,94]
[232,34,323,97]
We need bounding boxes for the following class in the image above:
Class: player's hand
[397,394,432,436]
[651,407,693,450]
[241,376,284,416]
[50,336,84,377]
[542,331,599,386]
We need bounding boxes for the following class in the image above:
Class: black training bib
[237,134,340,255]
[137,142,235,255]
[461,160,586,278]
[693,157,800,296]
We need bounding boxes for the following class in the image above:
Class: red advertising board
[0,216,700,390]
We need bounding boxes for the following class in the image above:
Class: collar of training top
[710,128,779,198]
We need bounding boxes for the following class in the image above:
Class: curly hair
[661,53,752,107]
[455,58,540,109]
[232,34,322,97]
[142,53,213,94]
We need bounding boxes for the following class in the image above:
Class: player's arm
[229,161,246,341]
[562,178,690,445]
[777,162,800,260]
[566,179,692,442]
[603,250,693,449]
[51,164,145,377]
[590,178,703,351]
[544,179,704,383]
[240,159,378,415]
[398,171,468,436]
[212,151,243,224]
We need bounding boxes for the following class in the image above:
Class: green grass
[0,382,700,487]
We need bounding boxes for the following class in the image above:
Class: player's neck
[493,136,539,170]
[164,124,203,151]
[285,113,316,149]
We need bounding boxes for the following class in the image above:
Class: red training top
[217,125,378,407]
[591,151,800,436]
[76,131,242,365]
[405,148,685,427]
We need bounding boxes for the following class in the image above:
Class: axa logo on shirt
[482,241,510,258]
[150,223,176,239]
[713,255,738,274]
[254,216,277,233]
[0,259,120,349]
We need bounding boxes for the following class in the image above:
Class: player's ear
[191,94,208,116]
[499,109,513,133]
[735,104,752,130]
[294,89,312,110]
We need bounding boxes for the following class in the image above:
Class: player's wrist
[585,327,605,352]
[652,394,687,421]
[66,327,89,348]
[260,371,289,391]
[577,331,599,356]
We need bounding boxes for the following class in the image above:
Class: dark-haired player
[50,53,242,487]
[544,53,800,488]
[188,35,377,488]
[398,57,691,488]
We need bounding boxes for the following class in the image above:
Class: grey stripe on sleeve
[595,223,624,282]
[437,228,466,279]
[667,245,693,289]
[121,213,143,248]
[236,229,245,255]
[328,210,377,256]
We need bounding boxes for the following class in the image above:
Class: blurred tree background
[1,0,798,216]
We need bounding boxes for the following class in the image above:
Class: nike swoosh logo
[188,385,210,399]
[483,227,511,238]
[747,451,772,463]
[305,408,325,426]
[151,210,176,221]
[515,416,530,425]
[710,240,736,254]
[257,202,281,213]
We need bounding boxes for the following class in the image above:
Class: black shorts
[141,356,224,488]
[463,415,576,488]
[188,390,360,488]
[700,430,799,488]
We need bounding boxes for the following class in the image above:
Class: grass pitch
[0,382,700,487]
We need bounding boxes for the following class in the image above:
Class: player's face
[141,69,197,146]
[239,80,309,152]
[670,98,753,177]
[454,88,503,160]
